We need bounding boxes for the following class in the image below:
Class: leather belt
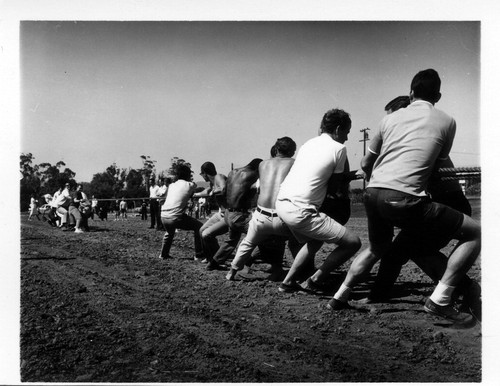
[256,207,278,217]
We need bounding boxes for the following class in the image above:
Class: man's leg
[280,240,323,290]
[434,215,481,287]
[159,219,177,258]
[177,215,204,259]
[308,228,362,284]
[328,242,390,309]
[149,200,157,228]
[156,204,164,230]
[200,213,228,262]
[425,215,481,324]
[210,227,242,268]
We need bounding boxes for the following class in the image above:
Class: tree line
[20,153,193,211]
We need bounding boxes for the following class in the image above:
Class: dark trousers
[150,199,160,228]
[160,215,204,258]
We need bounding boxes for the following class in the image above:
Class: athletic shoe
[74,228,84,234]
[278,282,305,293]
[424,298,475,326]
[460,280,482,322]
[326,298,353,310]
[301,278,328,295]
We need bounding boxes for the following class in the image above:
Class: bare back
[257,157,295,209]
[212,173,228,209]
[225,167,259,210]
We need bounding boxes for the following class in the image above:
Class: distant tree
[20,153,41,210]
[20,153,76,211]
[140,155,157,189]
[105,163,126,197]
[89,171,116,200]
[167,157,193,181]
[125,168,147,199]
[38,161,76,194]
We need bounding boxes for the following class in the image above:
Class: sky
[2,1,500,384]
[20,21,480,183]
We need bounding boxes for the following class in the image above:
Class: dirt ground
[19,201,482,383]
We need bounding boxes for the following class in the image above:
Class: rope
[90,167,481,201]
[94,197,163,202]
[436,167,481,181]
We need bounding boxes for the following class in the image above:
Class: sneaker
[301,278,328,295]
[326,298,353,310]
[424,298,475,326]
[460,280,482,322]
[194,256,204,262]
[278,282,305,293]
[74,228,84,234]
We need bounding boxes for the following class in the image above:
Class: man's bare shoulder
[214,173,227,183]
[261,157,294,167]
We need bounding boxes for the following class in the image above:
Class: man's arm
[361,151,379,181]
[193,187,212,198]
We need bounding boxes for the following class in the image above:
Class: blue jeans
[160,215,203,258]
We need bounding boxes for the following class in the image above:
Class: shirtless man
[195,162,229,263]
[226,137,300,280]
[206,158,263,271]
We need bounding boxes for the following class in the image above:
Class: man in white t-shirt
[275,108,361,293]
[159,164,204,260]
[148,176,161,230]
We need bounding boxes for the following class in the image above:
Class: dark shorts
[364,188,464,248]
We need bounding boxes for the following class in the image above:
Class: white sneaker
[74,228,84,233]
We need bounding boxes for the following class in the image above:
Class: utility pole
[359,128,370,190]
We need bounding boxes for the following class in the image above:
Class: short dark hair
[410,69,441,102]
[384,95,411,112]
[320,109,351,134]
[176,164,192,181]
[200,161,217,176]
[246,158,263,170]
[274,137,296,157]
[270,145,277,158]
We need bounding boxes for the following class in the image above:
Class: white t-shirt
[149,184,160,198]
[161,180,197,219]
[277,133,347,208]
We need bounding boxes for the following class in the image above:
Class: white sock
[333,283,352,303]
[430,281,456,306]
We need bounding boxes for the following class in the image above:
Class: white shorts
[275,199,346,244]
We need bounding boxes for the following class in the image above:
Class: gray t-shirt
[368,100,456,196]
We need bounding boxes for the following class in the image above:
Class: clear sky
[20,21,480,182]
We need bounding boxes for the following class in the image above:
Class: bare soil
[20,201,481,383]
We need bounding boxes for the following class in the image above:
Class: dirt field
[19,200,482,383]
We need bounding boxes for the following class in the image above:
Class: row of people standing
[155,68,480,327]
